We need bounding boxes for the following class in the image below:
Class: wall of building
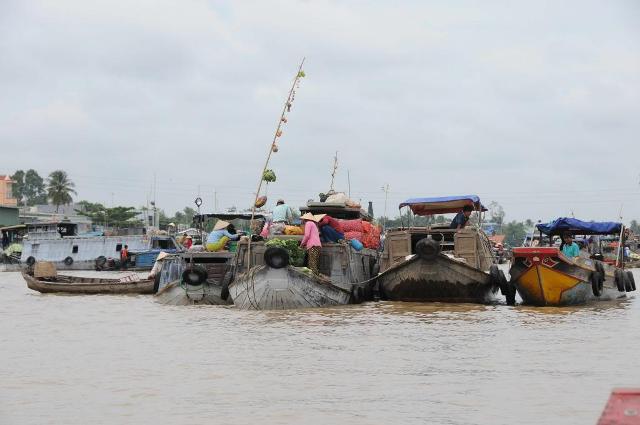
[0,176,18,207]
[0,206,19,227]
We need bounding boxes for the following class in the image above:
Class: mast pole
[246,58,306,268]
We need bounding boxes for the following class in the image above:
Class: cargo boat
[376,195,511,304]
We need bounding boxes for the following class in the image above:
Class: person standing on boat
[450,205,473,231]
[120,245,129,270]
[560,233,580,258]
[300,213,322,274]
[271,199,294,235]
[206,220,240,252]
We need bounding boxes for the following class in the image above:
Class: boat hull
[229,266,353,310]
[510,247,626,306]
[377,254,497,303]
[22,271,154,295]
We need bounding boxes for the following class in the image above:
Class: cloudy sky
[2,0,639,223]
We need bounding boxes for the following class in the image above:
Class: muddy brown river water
[1,269,639,425]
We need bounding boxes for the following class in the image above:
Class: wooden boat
[510,218,635,306]
[153,251,236,306]
[153,213,271,306]
[22,270,154,295]
[377,195,511,304]
[230,264,353,310]
[228,203,378,310]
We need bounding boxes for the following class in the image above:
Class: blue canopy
[536,217,622,236]
[399,195,487,216]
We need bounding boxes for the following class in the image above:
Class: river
[1,269,639,425]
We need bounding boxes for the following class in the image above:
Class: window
[152,239,174,249]
[72,245,78,253]
[116,244,122,252]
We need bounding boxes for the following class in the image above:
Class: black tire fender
[614,269,626,292]
[415,238,440,261]
[182,265,208,286]
[624,271,636,292]
[489,265,502,292]
[64,256,74,266]
[594,261,605,282]
[26,256,36,266]
[591,272,602,297]
[264,247,289,269]
[95,256,107,268]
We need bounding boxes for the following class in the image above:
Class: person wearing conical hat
[300,213,323,275]
[206,220,240,252]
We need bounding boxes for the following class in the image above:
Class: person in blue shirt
[270,199,294,235]
[560,233,580,258]
[449,205,473,231]
[206,220,241,252]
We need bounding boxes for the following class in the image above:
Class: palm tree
[47,170,77,212]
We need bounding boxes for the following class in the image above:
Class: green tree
[76,201,141,228]
[183,207,196,224]
[46,170,77,212]
[630,220,640,234]
[488,201,505,231]
[10,170,25,205]
[24,169,47,205]
[503,220,527,247]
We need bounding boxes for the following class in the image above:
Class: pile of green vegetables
[265,238,305,267]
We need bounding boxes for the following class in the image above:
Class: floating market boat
[509,218,636,306]
[153,213,266,306]
[15,221,181,271]
[22,262,154,295]
[376,195,512,304]
[228,202,380,310]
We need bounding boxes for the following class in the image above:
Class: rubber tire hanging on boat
[64,256,74,266]
[26,256,36,266]
[415,238,440,261]
[624,271,636,292]
[591,272,603,297]
[264,247,289,269]
[95,256,107,268]
[182,265,208,286]
[614,269,626,292]
[594,261,605,282]
[489,265,502,293]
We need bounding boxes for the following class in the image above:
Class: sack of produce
[340,219,364,233]
[284,225,304,235]
[344,231,364,241]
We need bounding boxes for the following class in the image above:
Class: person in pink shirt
[300,213,324,275]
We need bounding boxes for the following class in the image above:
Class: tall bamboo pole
[246,58,306,268]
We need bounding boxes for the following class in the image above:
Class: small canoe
[22,271,155,295]
[229,265,353,310]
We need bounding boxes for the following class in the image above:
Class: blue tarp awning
[399,195,487,216]
[536,217,622,236]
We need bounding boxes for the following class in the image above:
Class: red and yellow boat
[509,218,636,306]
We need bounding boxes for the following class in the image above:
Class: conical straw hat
[213,220,230,231]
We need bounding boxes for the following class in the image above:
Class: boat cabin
[381,195,495,272]
[534,217,626,266]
